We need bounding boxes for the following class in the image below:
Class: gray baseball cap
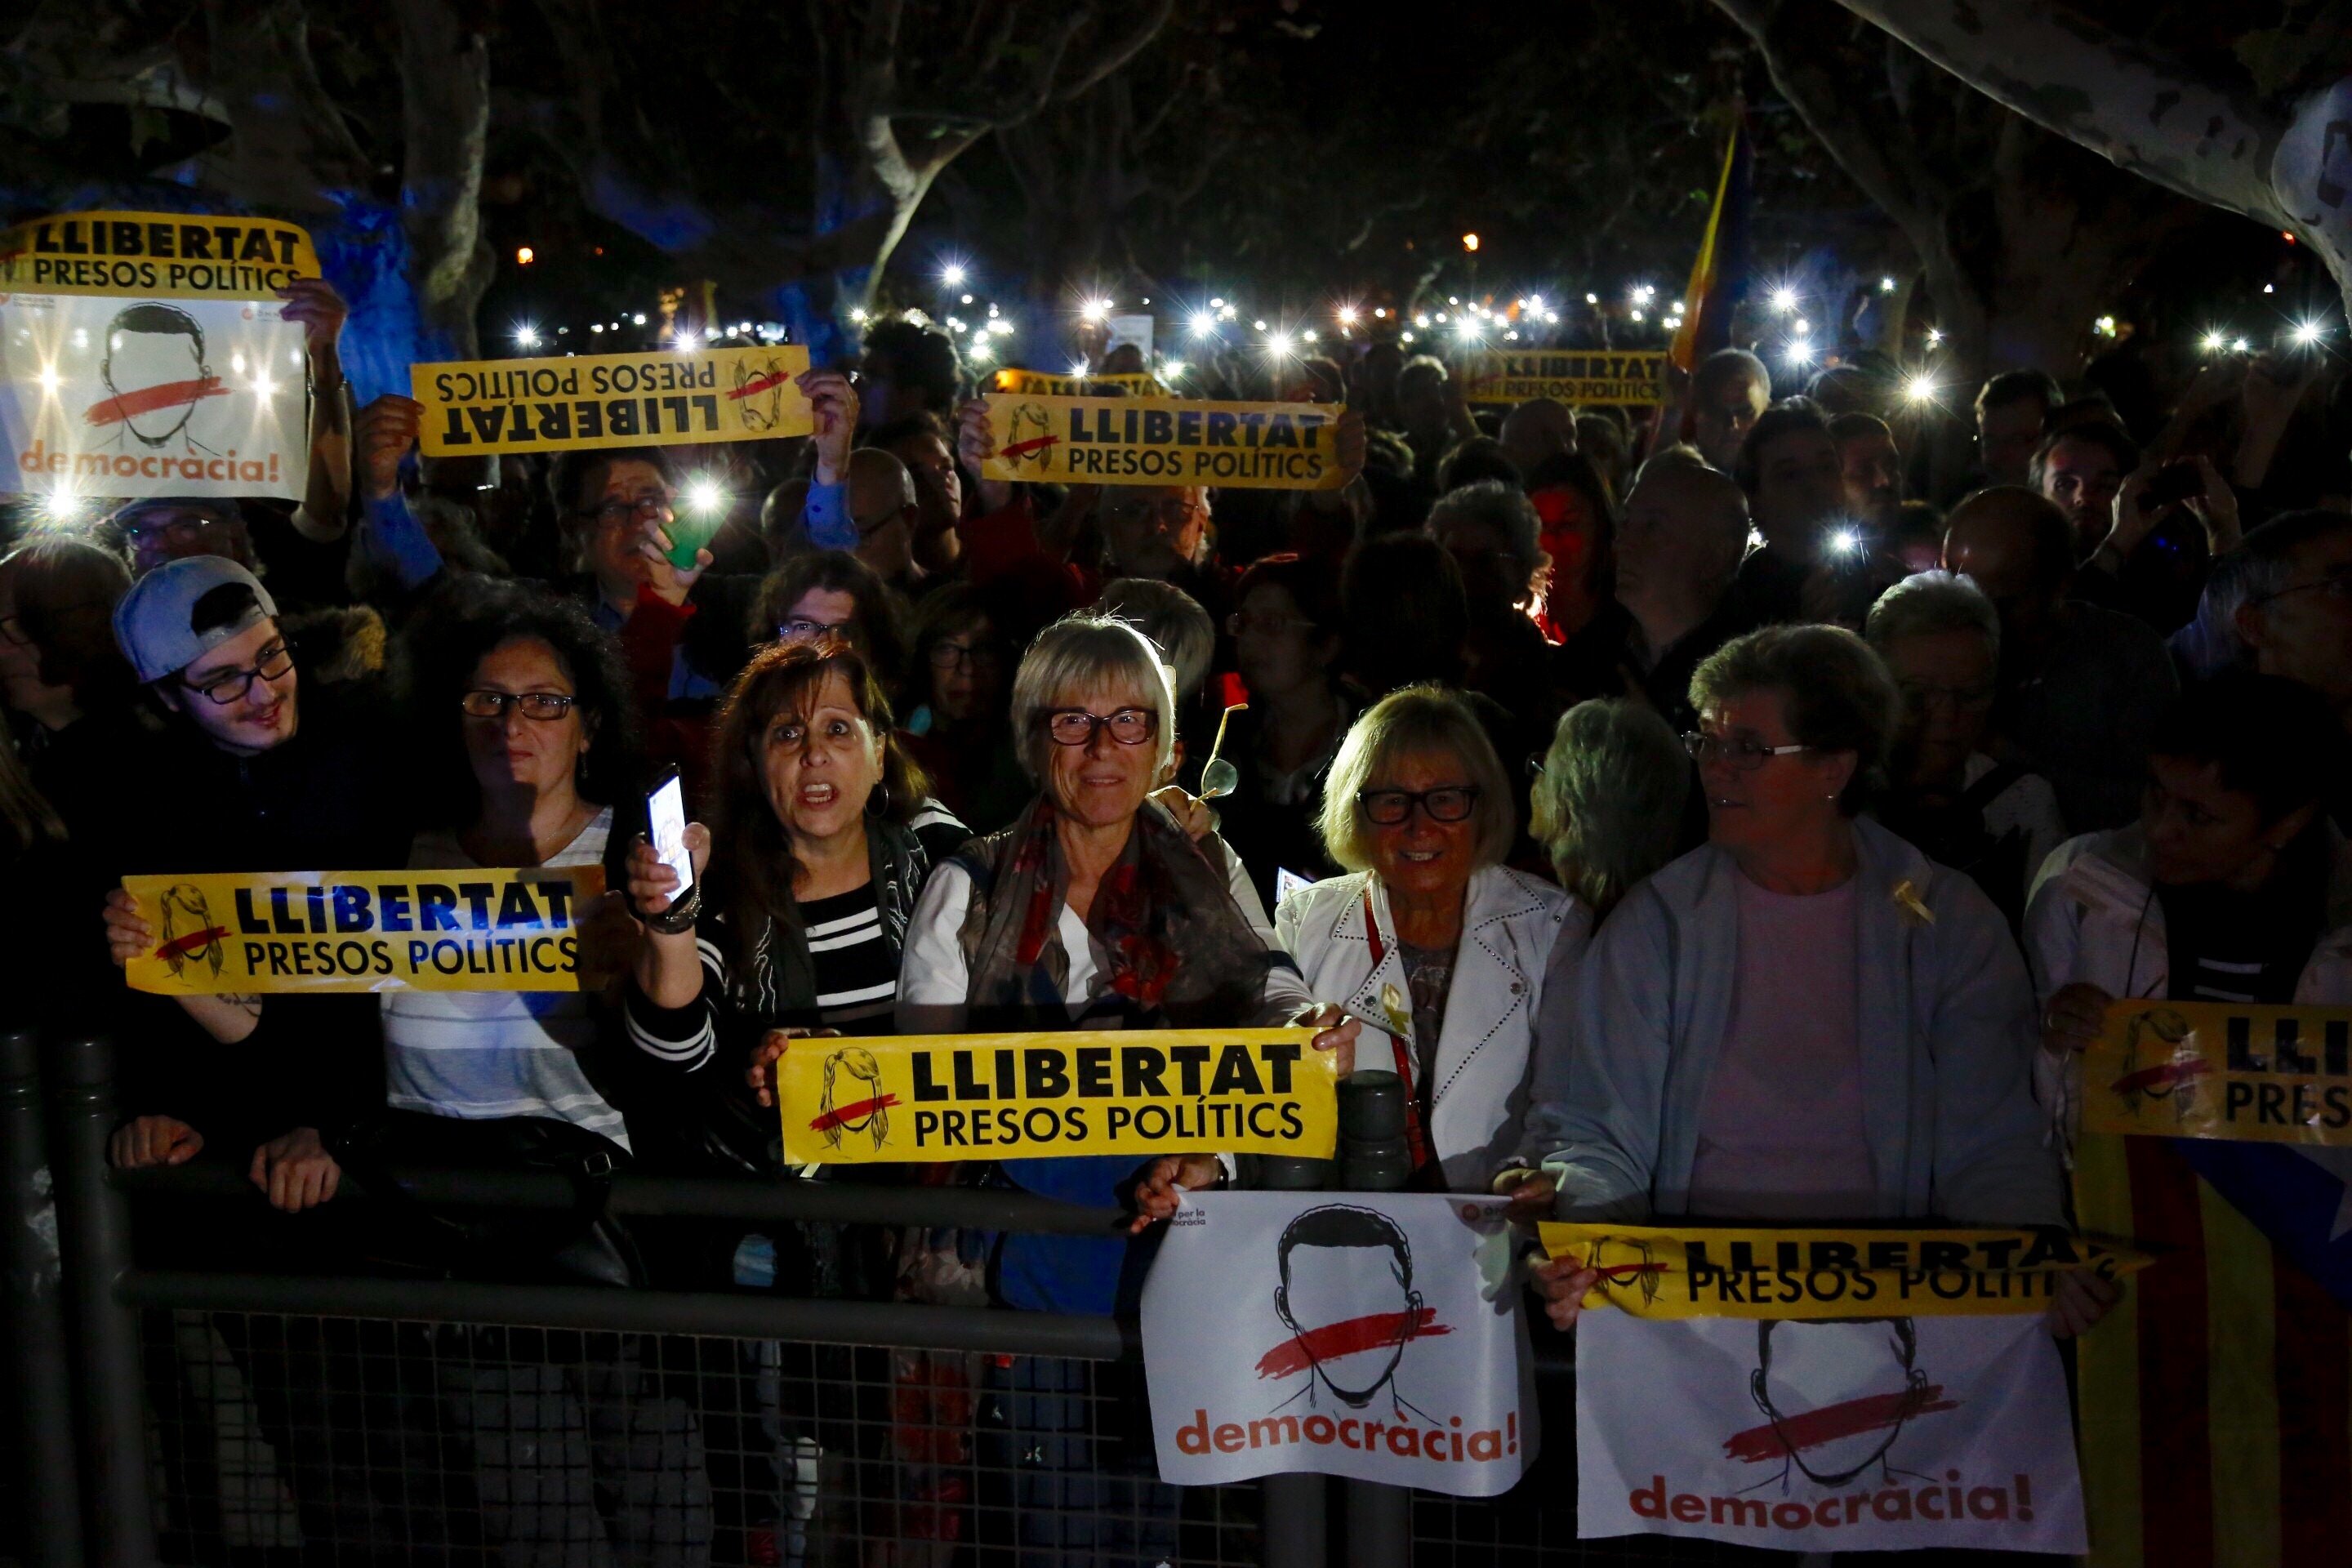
[113,555,278,684]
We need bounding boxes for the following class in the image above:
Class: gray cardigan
[1525,814,2062,1227]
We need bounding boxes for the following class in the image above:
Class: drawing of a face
[158,884,225,981]
[1264,1204,1441,1414]
[813,1046,892,1151]
[732,354,795,432]
[1576,1235,1667,1309]
[2114,1007,2198,1121]
[91,303,222,448]
[1734,1318,1950,1490]
[1004,402,1054,470]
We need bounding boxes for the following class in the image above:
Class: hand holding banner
[413,345,812,456]
[122,868,609,995]
[775,1028,1334,1164]
[1538,1223,2150,1320]
[979,394,1349,490]
[2082,998,2352,1145]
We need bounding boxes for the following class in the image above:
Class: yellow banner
[1461,350,1667,407]
[777,1028,1335,1165]
[122,868,608,995]
[2082,998,2352,1146]
[1538,1223,2152,1320]
[980,394,1348,490]
[993,368,1165,398]
[0,211,318,300]
[413,345,813,456]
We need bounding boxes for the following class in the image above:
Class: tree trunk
[396,0,492,363]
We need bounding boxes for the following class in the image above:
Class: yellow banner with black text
[993,368,1165,398]
[2082,998,2352,1146]
[0,210,319,299]
[121,868,608,995]
[1461,350,1667,407]
[777,1028,1336,1164]
[413,345,812,456]
[1538,1223,2152,1320]
[980,394,1349,490]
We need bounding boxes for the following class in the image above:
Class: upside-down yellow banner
[414,345,812,456]
[121,868,609,995]
[993,368,1165,398]
[2081,998,2352,1146]
[777,1028,1336,1165]
[980,394,1349,489]
[1537,1223,2152,1320]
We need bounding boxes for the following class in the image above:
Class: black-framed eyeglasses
[1358,786,1480,826]
[119,510,234,542]
[1897,681,1995,712]
[461,690,577,721]
[576,492,672,529]
[1524,753,1548,781]
[778,617,851,643]
[1225,610,1318,638]
[1044,707,1157,747]
[183,641,293,706]
[1682,731,1812,771]
[928,639,1002,670]
[0,597,113,648]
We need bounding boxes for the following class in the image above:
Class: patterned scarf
[955,794,1276,1031]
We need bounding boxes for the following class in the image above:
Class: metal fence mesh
[136,1307,1749,1567]
[138,1307,1263,1567]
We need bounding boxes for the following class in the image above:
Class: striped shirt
[381,808,630,1151]
[625,880,901,1072]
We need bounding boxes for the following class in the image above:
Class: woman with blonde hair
[1278,684,1579,1194]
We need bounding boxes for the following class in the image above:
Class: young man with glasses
[93,556,409,1215]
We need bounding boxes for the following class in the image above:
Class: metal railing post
[2,1030,87,1568]
[47,1034,156,1568]
[1338,1071,1413,1568]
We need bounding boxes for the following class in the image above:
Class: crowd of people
[6,278,2351,1562]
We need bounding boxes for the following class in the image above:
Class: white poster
[1107,312,1155,359]
[2,292,309,501]
[1141,1191,1531,1498]
[1577,1310,2086,1553]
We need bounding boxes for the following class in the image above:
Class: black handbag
[331,1109,644,1287]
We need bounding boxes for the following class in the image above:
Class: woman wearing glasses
[1276,684,1578,1193]
[378,581,643,1158]
[896,612,1351,1565]
[899,583,1027,833]
[1527,624,2065,1329]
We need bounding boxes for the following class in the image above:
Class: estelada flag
[1668,108,1753,375]
[2073,1132,2352,1565]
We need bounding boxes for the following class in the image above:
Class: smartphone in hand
[645,770,696,914]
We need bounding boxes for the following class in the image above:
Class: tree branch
[1833,0,2278,219]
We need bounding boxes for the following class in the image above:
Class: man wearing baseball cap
[96,555,408,1216]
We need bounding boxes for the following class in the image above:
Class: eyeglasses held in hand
[1357,786,1480,826]
[461,690,577,720]
[1682,731,1812,771]
[184,642,294,706]
[1044,707,1157,747]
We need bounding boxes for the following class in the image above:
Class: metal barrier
[7,1035,1731,1567]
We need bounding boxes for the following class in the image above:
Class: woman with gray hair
[1866,571,2066,928]
[897,611,1356,1565]
[1528,698,1690,920]
[898,612,1356,1310]
[1526,625,2078,1330]
[1276,684,1578,1194]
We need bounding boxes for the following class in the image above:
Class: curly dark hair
[706,639,929,964]
[398,578,643,826]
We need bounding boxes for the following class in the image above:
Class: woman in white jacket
[1276,685,1579,1192]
